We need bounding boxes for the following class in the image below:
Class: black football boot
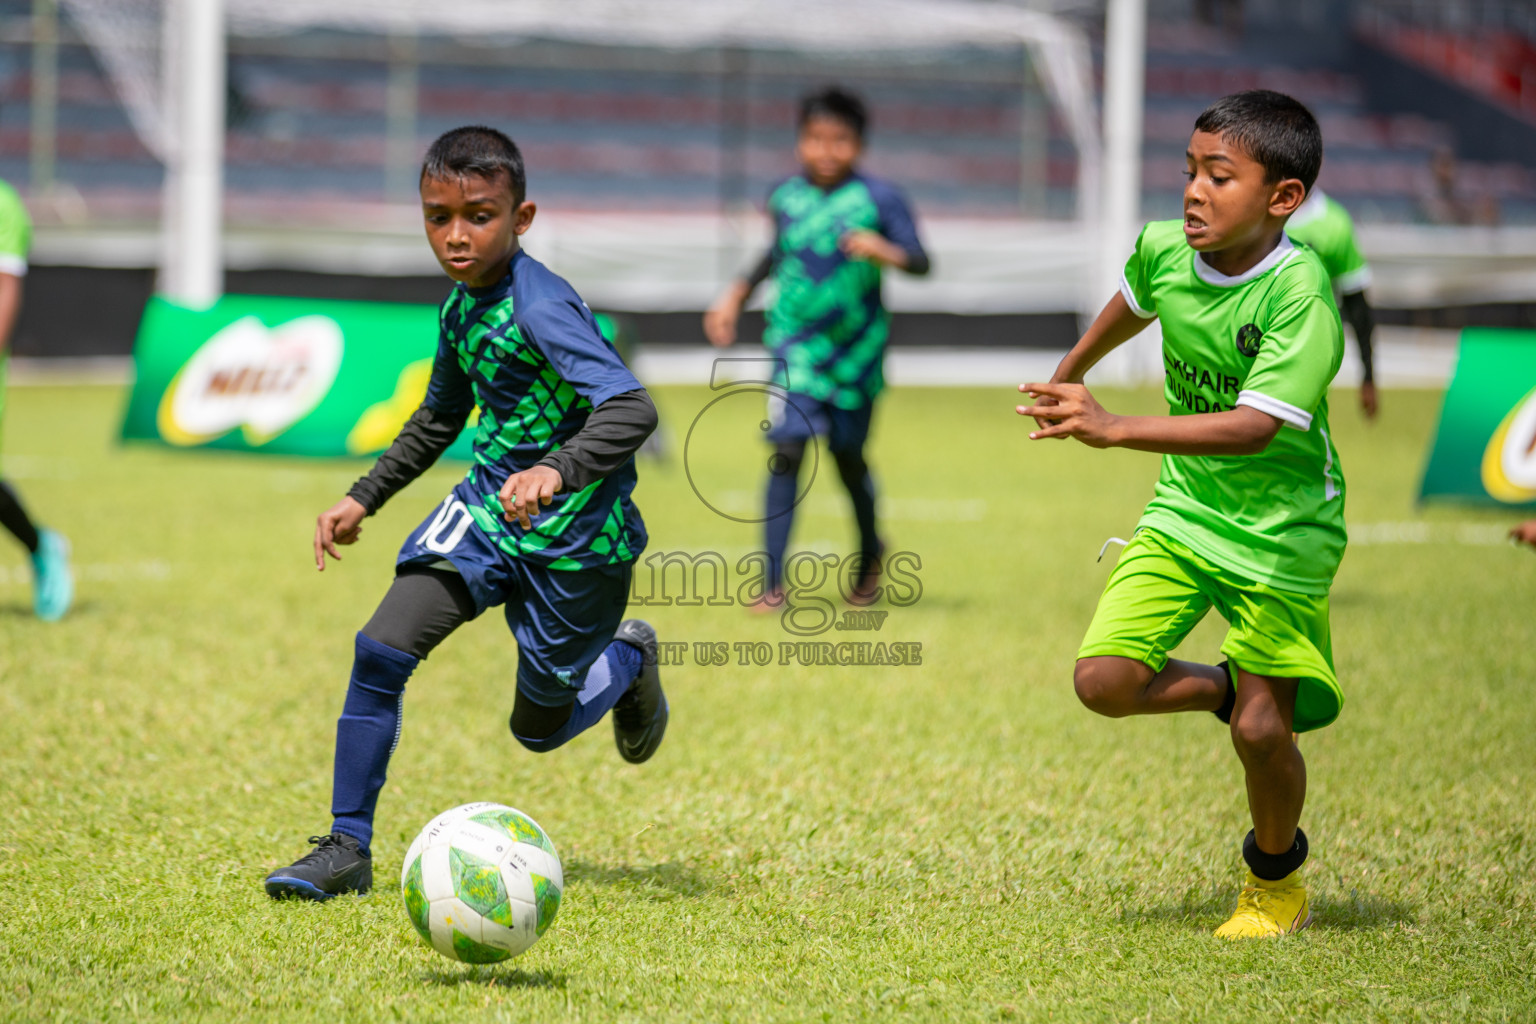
[611,619,669,764]
[264,833,372,901]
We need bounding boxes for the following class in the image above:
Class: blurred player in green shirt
[1018,91,1345,940]
[1286,188,1378,418]
[0,179,71,620]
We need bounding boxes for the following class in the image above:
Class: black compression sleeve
[536,389,658,492]
[743,249,775,291]
[347,404,468,513]
[1340,290,1376,384]
[904,250,931,276]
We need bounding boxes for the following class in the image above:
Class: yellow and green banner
[1421,328,1536,507]
[120,294,475,459]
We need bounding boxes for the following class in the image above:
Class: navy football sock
[330,633,418,854]
[514,641,643,753]
[764,445,805,592]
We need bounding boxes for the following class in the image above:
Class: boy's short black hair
[421,125,526,205]
[1193,90,1322,193]
[799,87,868,139]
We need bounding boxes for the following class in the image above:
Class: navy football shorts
[396,483,632,707]
[764,390,874,454]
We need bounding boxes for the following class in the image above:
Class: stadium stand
[0,0,1530,227]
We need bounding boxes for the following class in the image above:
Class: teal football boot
[31,528,73,622]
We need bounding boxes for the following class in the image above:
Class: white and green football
[400,802,563,963]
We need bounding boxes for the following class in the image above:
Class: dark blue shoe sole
[264,876,338,901]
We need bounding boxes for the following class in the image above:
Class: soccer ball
[400,802,564,963]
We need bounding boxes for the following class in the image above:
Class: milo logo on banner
[122,294,462,459]
[1422,328,1536,508]
[157,314,344,446]
[1481,385,1536,503]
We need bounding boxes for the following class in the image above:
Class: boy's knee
[831,448,868,481]
[509,716,566,754]
[1230,703,1292,759]
[508,698,575,753]
[1073,657,1138,717]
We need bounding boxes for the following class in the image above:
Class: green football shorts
[1078,527,1343,732]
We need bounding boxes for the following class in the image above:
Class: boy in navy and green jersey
[0,178,72,621]
[1285,188,1379,418]
[265,127,668,902]
[705,87,929,604]
[1019,91,1346,939]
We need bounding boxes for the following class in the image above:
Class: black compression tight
[830,448,879,558]
[0,479,39,554]
[360,565,574,739]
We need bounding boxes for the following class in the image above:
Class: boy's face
[797,115,862,188]
[1182,130,1304,253]
[421,171,535,289]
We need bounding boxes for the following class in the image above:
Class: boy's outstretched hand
[1361,381,1379,420]
[840,230,908,269]
[1017,382,1120,448]
[499,466,563,529]
[314,496,368,571]
[704,282,750,348]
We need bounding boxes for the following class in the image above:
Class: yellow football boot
[1214,870,1311,939]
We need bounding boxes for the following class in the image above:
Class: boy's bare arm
[1018,381,1283,455]
[1051,292,1153,385]
[0,273,23,354]
[1020,291,1152,433]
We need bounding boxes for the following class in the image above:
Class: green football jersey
[764,172,926,409]
[1120,220,1347,594]
[1284,189,1370,295]
[0,179,30,280]
[0,179,28,428]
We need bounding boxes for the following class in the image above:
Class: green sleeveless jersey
[1119,220,1347,594]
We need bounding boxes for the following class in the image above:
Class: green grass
[1,383,1532,1023]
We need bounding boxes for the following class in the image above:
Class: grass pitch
[1,383,1532,1023]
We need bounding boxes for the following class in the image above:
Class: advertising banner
[1421,328,1536,507]
[120,295,476,460]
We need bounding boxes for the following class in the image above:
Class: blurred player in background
[1285,187,1379,418]
[0,177,71,621]
[265,127,665,901]
[1020,91,1346,939]
[704,87,930,607]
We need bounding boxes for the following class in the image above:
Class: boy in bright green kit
[1019,91,1344,939]
[0,178,72,621]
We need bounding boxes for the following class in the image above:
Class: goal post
[163,0,225,307]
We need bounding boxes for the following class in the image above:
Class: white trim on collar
[1192,233,1298,288]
